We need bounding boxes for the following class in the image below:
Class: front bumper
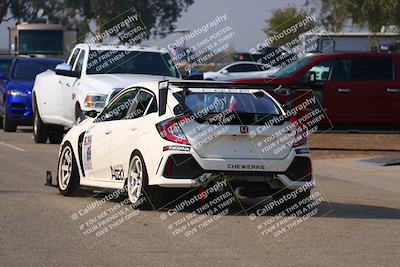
[6,95,33,124]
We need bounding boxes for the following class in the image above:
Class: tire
[57,143,81,196]
[75,104,83,122]
[33,107,48,143]
[127,151,176,210]
[273,189,311,212]
[3,99,17,132]
[49,125,64,144]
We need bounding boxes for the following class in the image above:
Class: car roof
[312,52,400,60]
[13,57,64,63]
[75,43,167,54]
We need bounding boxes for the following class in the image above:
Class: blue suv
[0,57,63,132]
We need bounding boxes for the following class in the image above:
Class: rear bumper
[151,147,314,190]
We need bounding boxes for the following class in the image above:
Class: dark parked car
[0,57,63,131]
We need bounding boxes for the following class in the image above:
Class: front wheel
[75,104,83,122]
[49,125,64,144]
[58,143,81,196]
[3,99,17,132]
[33,107,48,143]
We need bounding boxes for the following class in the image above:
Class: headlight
[84,94,107,108]
[7,89,28,97]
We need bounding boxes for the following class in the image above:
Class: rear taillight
[156,116,190,145]
[289,118,308,147]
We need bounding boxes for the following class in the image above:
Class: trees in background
[0,0,194,38]
[306,0,400,33]
[263,5,317,48]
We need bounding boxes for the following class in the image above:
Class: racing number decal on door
[83,134,92,170]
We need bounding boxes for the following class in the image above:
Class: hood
[7,79,34,92]
[82,74,175,94]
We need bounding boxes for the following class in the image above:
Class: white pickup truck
[32,44,180,143]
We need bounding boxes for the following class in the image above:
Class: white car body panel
[33,44,180,128]
[203,61,278,81]
[59,81,314,194]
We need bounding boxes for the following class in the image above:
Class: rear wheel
[3,99,17,132]
[58,143,81,196]
[33,107,48,143]
[49,125,64,144]
[127,152,176,210]
[0,112,3,129]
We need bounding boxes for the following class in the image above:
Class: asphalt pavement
[0,129,399,266]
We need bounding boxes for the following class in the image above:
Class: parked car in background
[234,47,297,67]
[203,61,278,81]
[0,56,13,78]
[32,44,181,144]
[0,56,14,95]
[0,57,63,132]
[234,52,400,129]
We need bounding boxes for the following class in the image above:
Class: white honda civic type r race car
[57,80,314,209]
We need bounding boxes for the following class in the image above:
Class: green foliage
[264,5,317,48]
[0,0,194,39]
[307,0,400,32]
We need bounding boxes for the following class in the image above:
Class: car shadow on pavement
[74,191,400,220]
[321,201,400,220]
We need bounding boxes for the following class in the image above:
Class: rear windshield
[174,92,282,124]
[12,61,61,80]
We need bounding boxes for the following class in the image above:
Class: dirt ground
[309,133,400,159]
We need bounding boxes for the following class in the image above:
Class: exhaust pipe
[235,187,247,200]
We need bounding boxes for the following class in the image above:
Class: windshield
[19,30,63,55]
[12,61,60,80]
[86,50,180,77]
[272,56,314,78]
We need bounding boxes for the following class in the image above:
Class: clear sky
[0,0,301,52]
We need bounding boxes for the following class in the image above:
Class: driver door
[83,89,138,181]
[59,48,82,125]
[109,88,157,181]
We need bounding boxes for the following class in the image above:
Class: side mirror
[308,71,316,83]
[55,63,80,78]
[0,72,6,80]
[274,86,294,96]
[221,69,228,74]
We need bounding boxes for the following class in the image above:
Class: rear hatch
[176,90,296,159]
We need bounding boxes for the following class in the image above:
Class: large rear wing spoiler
[157,80,322,116]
